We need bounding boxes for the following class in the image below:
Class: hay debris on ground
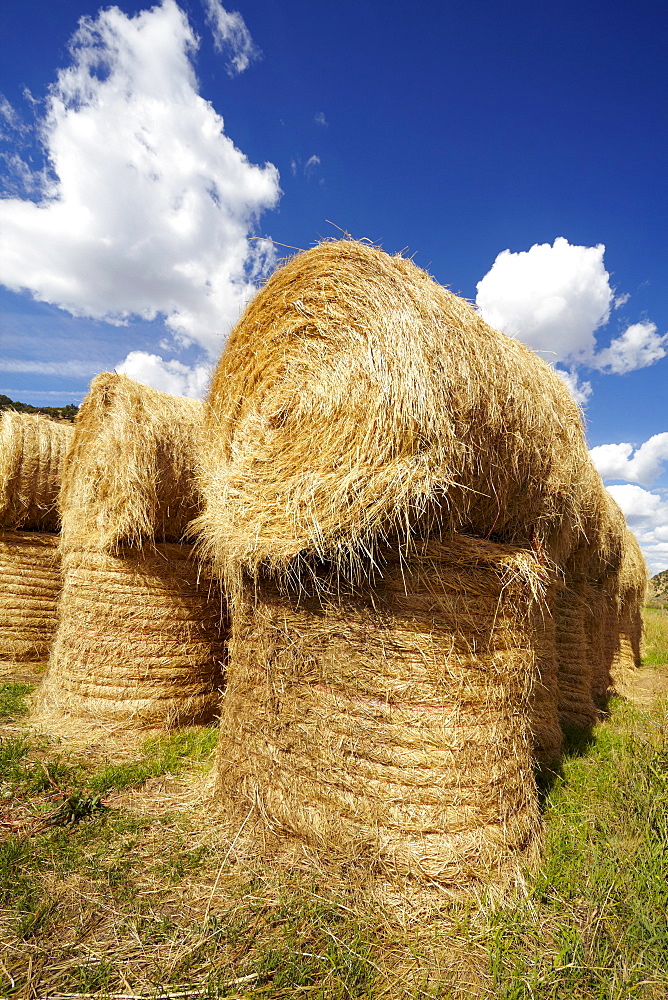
[59,372,204,553]
[37,544,226,726]
[0,530,61,663]
[196,239,597,585]
[215,534,554,889]
[0,410,73,532]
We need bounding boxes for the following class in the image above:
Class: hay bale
[0,411,73,532]
[606,530,647,697]
[0,530,61,662]
[216,535,552,887]
[559,481,627,720]
[59,373,203,552]
[196,239,596,584]
[38,544,226,725]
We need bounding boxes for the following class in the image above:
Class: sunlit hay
[59,373,204,553]
[0,411,73,532]
[215,534,552,890]
[0,530,61,662]
[195,239,596,587]
[606,530,647,698]
[581,490,628,704]
[37,544,226,726]
[562,481,627,714]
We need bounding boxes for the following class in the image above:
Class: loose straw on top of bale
[0,411,73,532]
[196,239,596,586]
[216,534,555,888]
[0,530,61,663]
[38,544,226,726]
[59,373,204,553]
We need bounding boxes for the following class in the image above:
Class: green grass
[1,610,667,998]
[642,607,668,666]
[0,682,33,722]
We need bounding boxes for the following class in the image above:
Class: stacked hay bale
[0,411,73,663]
[38,374,226,726]
[556,475,627,726]
[605,529,647,697]
[195,239,609,887]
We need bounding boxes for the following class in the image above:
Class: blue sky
[0,0,666,570]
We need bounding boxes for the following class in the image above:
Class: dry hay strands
[196,239,596,585]
[59,373,204,553]
[0,410,73,532]
[561,480,626,708]
[554,577,600,732]
[37,544,227,726]
[216,534,555,890]
[605,529,647,699]
[0,530,61,663]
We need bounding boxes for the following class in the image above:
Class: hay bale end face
[59,373,203,553]
[216,535,551,886]
[196,239,596,585]
[0,530,61,663]
[0,411,73,532]
[39,544,226,725]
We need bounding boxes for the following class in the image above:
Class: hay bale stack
[0,411,73,532]
[38,545,226,724]
[606,530,647,697]
[196,240,596,585]
[59,373,203,552]
[40,373,226,727]
[558,480,627,722]
[217,535,551,885]
[0,531,61,662]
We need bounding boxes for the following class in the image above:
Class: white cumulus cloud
[591,321,668,374]
[0,0,280,362]
[202,0,260,75]
[606,484,668,575]
[116,350,210,398]
[591,433,668,487]
[476,237,613,362]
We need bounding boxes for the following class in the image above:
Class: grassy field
[1,612,667,999]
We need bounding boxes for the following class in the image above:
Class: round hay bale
[215,535,552,887]
[0,530,61,662]
[0,411,73,532]
[196,239,595,584]
[561,482,627,717]
[606,529,647,698]
[59,373,203,553]
[38,544,226,725]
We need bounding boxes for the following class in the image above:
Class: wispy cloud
[202,0,261,76]
[0,358,99,377]
[314,111,327,126]
[304,154,321,178]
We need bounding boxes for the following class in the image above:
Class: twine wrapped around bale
[38,545,226,725]
[59,373,203,552]
[0,411,73,532]
[196,239,596,584]
[216,535,553,887]
[0,531,61,663]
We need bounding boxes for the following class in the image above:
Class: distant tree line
[0,393,79,422]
